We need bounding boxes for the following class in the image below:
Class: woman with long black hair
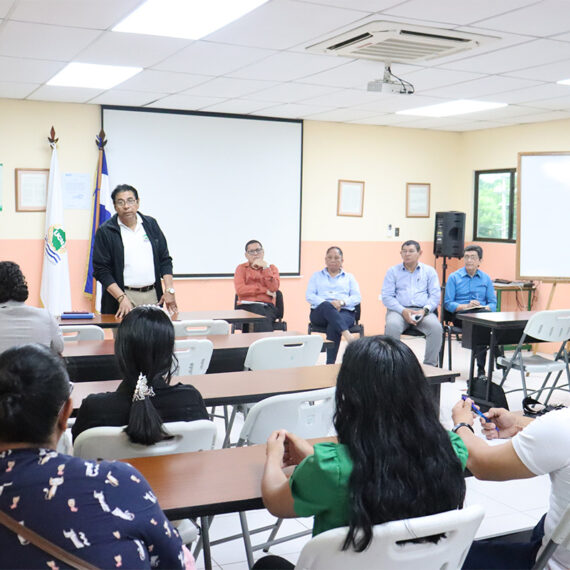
[72,305,208,443]
[258,335,467,566]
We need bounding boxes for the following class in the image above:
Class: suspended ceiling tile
[9,0,143,29]
[295,0,397,11]
[505,59,570,82]
[27,85,104,103]
[0,81,39,98]
[145,93,226,111]
[403,68,484,91]
[0,56,64,83]
[305,107,378,122]
[442,39,570,74]
[205,0,369,50]
[227,51,342,82]
[0,21,101,60]
[382,0,539,27]
[154,41,275,76]
[474,0,570,37]
[117,70,209,93]
[489,82,570,104]
[200,98,276,115]
[89,89,166,107]
[260,102,337,119]
[183,77,276,98]
[75,31,189,68]
[246,82,340,103]
[422,75,541,99]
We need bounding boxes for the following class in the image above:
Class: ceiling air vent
[306,21,498,63]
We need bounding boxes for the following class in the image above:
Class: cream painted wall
[301,120,464,242]
[0,99,99,240]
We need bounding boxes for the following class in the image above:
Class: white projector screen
[102,106,303,277]
[518,152,570,281]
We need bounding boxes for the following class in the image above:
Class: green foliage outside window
[474,169,516,242]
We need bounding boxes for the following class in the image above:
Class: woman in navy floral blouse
[0,344,188,569]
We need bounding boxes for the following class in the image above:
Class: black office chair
[308,303,364,337]
[233,291,287,332]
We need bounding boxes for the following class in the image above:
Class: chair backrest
[524,310,570,342]
[296,504,485,570]
[61,325,105,342]
[238,387,335,445]
[173,319,230,337]
[174,338,213,376]
[275,290,284,320]
[243,334,323,370]
[73,420,217,460]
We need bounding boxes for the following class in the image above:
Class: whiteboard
[102,107,302,277]
[518,152,570,280]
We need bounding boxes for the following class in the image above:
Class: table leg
[496,290,502,311]
[200,516,212,570]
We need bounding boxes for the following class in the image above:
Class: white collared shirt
[118,214,155,287]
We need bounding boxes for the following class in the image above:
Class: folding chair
[61,325,105,341]
[296,505,484,570]
[173,319,230,338]
[174,338,213,376]
[498,310,570,404]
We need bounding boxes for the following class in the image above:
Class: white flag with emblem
[40,141,72,315]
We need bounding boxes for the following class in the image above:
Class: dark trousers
[463,514,546,569]
[310,302,355,364]
[240,303,276,332]
[452,316,488,373]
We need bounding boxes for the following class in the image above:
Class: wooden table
[457,311,534,406]
[57,309,264,329]
[494,283,535,311]
[63,332,333,381]
[72,363,458,411]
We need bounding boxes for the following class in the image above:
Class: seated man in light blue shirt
[444,244,497,376]
[381,240,442,366]
[306,246,361,364]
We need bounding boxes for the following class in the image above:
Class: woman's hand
[452,398,475,427]
[283,432,314,467]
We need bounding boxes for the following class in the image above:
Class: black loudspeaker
[434,211,465,258]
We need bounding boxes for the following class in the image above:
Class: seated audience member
[306,247,361,364]
[444,245,497,376]
[255,336,467,569]
[72,305,208,442]
[0,344,189,569]
[0,261,63,355]
[234,239,280,332]
[452,399,569,570]
[381,240,442,366]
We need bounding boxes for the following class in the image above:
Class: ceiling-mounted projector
[367,64,414,95]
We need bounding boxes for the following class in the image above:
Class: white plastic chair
[60,325,105,341]
[498,310,570,404]
[532,504,570,570]
[73,420,217,546]
[216,388,335,568]
[243,334,323,371]
[73,420,217,460]
[296,505,485,570]
[174,338,213,376]
[173,319,230,338]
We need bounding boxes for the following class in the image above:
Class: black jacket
[93,212,173,314]
[71,380,209,441]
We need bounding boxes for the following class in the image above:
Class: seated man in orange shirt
[234,239,280,332]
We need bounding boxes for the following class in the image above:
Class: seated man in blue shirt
[381,240,442,366]
[444,245,497,376]
[306,246,361,364]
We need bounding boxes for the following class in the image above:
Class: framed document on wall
[337,180,364,217]
[406,182,430,217]
[15,168,48,212]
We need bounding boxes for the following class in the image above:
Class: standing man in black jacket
[93,184,177,317]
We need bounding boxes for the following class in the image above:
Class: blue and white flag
[84,136,112,306]
[40,141,72,315]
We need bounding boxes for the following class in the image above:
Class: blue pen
[462,395,499,432]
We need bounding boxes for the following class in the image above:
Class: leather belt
[124,284,155,292]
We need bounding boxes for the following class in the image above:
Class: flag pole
[90,131,106,311]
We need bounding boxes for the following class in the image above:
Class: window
[473,168,516,242]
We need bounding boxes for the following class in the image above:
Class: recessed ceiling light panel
[47,62,142,89]
[113,0,269,40]
[397,99,507,118]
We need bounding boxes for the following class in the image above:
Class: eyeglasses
[464,254,479,260]
[115,198,137,207]
[401,249,418,255]
[246,248,263,255]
